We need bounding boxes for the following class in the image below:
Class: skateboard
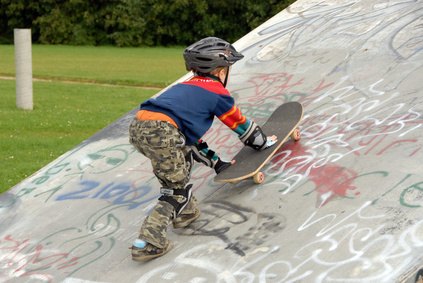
[214,101,303,184]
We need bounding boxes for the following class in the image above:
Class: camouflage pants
[129,119,198,248]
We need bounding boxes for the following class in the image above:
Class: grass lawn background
[0,44,185,193]
[0,45,186,87]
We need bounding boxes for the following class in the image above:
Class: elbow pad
[239,121,267,150]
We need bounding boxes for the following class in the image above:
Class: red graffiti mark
[309,164,358,207]
[0,235,79,281]
[375,139,418,156]
[312,79,335,94]
[246,73,305,103]
[270,142,358,207]
[340,119,422,157]
[408,145,422,157]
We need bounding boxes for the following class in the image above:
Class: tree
[0,0,295,46]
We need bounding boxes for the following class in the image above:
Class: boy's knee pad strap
[158,184,193,218]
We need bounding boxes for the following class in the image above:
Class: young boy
[129,37,277,261]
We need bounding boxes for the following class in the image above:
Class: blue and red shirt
[140,75,251,145]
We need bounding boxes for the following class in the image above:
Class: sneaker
[131,239,171,262]
[173,208,200,228]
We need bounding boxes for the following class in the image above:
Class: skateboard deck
[214,101,303,184]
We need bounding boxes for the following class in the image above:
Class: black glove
[214,158,232,174]
[192,140,232,174]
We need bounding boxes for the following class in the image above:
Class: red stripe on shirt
[182,77,230,96]
[218,106,246,129]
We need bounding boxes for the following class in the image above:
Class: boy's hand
[214,159,235,174]
[264,135,278,149]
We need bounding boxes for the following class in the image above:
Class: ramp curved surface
[1,0,423,282]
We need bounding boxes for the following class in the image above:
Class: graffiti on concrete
[1,0,422,282]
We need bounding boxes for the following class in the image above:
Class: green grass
[0,45,186,87]
[0,44,186,193]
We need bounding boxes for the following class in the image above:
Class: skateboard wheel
[291,128,301,141]
[253,172,265,184]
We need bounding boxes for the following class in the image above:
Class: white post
[14,29,33,110]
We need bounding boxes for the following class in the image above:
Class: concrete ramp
[1,0,423,282]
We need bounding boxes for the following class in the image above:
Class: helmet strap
[196,67,229,87]
[197,72,224,85]
[222,67,229,87]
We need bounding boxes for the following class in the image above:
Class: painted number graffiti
[56,180,158,210]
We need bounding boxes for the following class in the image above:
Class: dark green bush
[0,0,295,46]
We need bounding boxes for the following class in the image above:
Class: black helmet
[183,37,244,73]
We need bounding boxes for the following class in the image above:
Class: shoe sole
[173,209,201,229]
[132,242,172,262]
